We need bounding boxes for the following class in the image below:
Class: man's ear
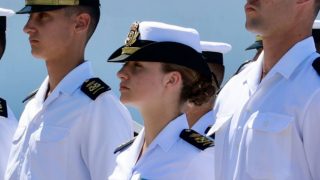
[74,13,90,33]
[163,71,182,88]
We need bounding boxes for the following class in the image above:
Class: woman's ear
[74,13,90,34]
[163,71,182,88]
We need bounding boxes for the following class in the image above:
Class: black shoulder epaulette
[180,129,214,150]
[0,97,8,118]
[114,138,135,154]
[204,125,212,134]
[209,133,215,140]
[233,60,253,75]
[22,89,38,103]
[81,78,111,100]
[312,57,320,76]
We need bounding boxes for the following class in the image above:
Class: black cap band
[16,0,100,14]
[0,17,6,32]
[16,5,67,14]
[108,41,212,80]
[202,51,223,65]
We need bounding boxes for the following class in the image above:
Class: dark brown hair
[162,63,216,106]
[64,5,100,43]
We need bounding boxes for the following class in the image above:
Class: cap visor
[16,5,66,14]
[245,41,263,51]
[108,54,130,63]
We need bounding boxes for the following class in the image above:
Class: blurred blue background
[0,0,256,124]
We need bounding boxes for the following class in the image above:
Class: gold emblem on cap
[125,22,140,47]
[26,0,80,6]
[256,35,262,41]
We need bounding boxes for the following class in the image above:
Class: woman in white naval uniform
[0,7,18,180]
[108,21,215,180]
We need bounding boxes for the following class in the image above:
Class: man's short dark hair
[64,5,100,43]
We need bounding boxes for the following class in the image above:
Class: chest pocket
[247,113,293,132]
[245,112,294,180]
[27,125,70,180]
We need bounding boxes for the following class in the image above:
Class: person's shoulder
[299,56,320,86]
[0,98,18,128]
[22,89,38,103]
[179,129,214,151]
[80,77,111,101]
[114,137,136,154]
[0,97,8,118]
[312,56,320,77]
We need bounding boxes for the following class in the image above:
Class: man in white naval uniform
[5,1,133,180]
[208,0,320,179]
[185,41,231,135]
[0,7,18,180]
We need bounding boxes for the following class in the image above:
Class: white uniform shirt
[109,114,214,180]
[191,110,214,135]
[5,61,133,180]
[208,37,320,180]
[0,104,17,180]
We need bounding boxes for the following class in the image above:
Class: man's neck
[261,30,310,79]
[45,51,85,94]
[186,101,213,128]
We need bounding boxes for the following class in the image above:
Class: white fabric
[0,8,14,17]
[0,105,17,180]
[5,61,133,180]
[208,37,320,180]
[138,21,202,52]
[313,20,320,29]
[109,114,214,180]
[191,110,214,135]
[200,41,232,54]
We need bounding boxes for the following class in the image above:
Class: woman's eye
[134,62,142,68]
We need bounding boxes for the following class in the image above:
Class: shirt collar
[192,110,214,134]
[243,37,317,93]
[148,114,189,152]
[267,36,316,80]
[242,52,263,94]
[35,61,93,104]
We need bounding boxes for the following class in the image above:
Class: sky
[0,0,257,124]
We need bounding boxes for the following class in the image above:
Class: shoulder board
[180,129,214,151]
[204,125,212,134]
[81,78,111,100]
[312,57,320,76]
[0,97,8,118]
[114,138,135,154]
[22,89,38,103]
[209,133,215,140]
[234,59,254,76]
